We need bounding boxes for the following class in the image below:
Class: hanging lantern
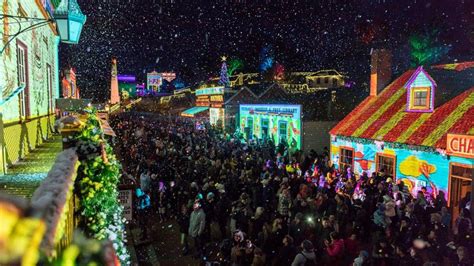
[53,0,86,44]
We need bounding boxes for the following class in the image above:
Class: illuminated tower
[110,58,120,104]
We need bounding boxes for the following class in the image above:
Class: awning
[97,112,116,137]
[181,106,209,117]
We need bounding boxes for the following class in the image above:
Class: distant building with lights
[61,68,80,99]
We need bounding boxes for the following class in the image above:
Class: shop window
[376,153,396,178]
[17,41,30,119]
[339,147,354,171]
[324,77,329,83]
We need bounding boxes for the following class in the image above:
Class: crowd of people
[111,112,473,266]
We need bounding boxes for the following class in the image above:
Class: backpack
[138,194,151,210]
[300,252,317,266]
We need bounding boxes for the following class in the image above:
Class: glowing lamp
[54,0,87,44]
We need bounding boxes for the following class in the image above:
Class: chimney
[370,49,392,96]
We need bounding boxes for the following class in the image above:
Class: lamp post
[0,0,86,54]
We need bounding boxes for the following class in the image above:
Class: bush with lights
[74,109,130,265]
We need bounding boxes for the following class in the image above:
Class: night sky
[60,0,472,101]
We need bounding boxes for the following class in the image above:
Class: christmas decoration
[74,110,130,265]
[227,57,244,76]
[219,56,230,87]
[409,31,450,67]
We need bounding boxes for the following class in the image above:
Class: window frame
[46,63,54,114]
[410,87,431,110]
[339,146,354,171]
[16,40,30,120]
[375,153,396,178]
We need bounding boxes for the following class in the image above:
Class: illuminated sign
[196,96,210,107]
[196,86,224,96]
[162,72,176,82]
[447,134,474,158]
[239,104,302,149]
[239,104,301,119]
[147,71,162,90]
[211,95,223,102]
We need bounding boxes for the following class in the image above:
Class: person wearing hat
[188,201,206,258]
[353,250,369,266]
[203,192,217,242]
[136,188,151,240]
[291,239,316,266]
[383,195,396,220]
[289,213,305,246]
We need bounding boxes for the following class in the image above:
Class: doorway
[449,163,473,224]
[247,117,254,139]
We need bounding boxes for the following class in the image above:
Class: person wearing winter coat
[189,201,206,258]
[177,204,190,255]
[325,231,345,264]
[291,240,316,266]
[136,188,151,240]
[276,235,297,266]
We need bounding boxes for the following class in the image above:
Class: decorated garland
[74,110,130,265]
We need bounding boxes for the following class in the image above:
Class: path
[0,135,62,198]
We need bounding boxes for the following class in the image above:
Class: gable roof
[330,63,474,150]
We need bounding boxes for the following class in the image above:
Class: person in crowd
[291,240,316,266]
[136,188,151,240]
[276,235,297,266]
[140,170,151,193]
[325,231,345,264]
[177,204,190,255]
[189,200,206,258]
[352,250,369,266]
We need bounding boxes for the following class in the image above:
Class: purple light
[117,75,136,82]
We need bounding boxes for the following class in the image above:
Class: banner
[118,190,133,221]
[447,134,474,158]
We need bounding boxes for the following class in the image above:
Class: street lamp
[0,0,86,54]
[54,0,87,44]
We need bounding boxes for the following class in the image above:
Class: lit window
[410,87,431,110]
[339,147,354,171]
[414,90,427,107]
[376,154,396,178]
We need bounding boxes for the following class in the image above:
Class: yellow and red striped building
[330,62,473,218]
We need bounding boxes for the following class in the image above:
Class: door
[261,118,269,140]
[449,163,473,224]
[247,117,254,139]
[278,120,287,144]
